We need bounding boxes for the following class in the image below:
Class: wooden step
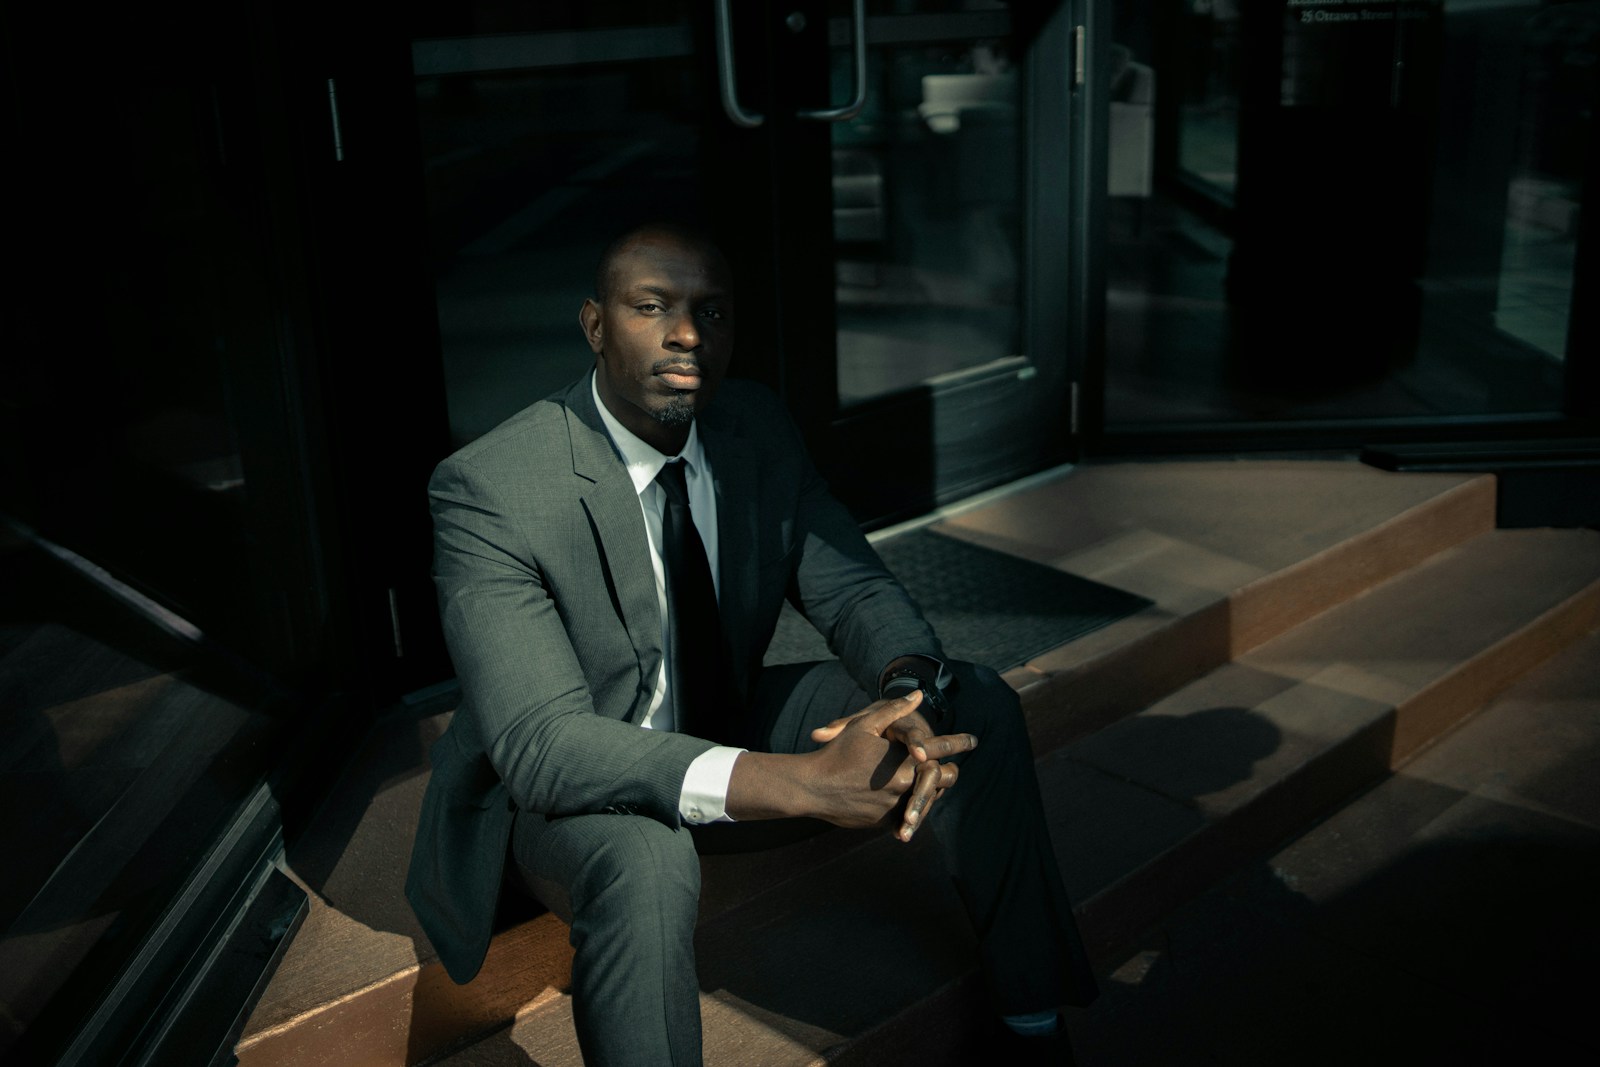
[432,527,1599,1066]
[233,460,1500,1066]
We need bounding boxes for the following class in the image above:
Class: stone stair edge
[1223,472,1497,653]
[1389,569,1600,764]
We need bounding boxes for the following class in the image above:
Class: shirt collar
[590,369,706,497]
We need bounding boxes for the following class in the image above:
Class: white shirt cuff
[678,746,746,824]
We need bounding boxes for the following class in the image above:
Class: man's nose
[663,312,701,352]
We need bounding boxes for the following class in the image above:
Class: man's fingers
[808,712,861,743]
[916,787,948,836]
[898,759,960,841]
[883,711,934,758]
[885,717,979,763]
[897,760,941,841]
[818,691,939,748]
[912,730,979,760]
[850,689,923,738]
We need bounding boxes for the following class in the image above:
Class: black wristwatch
[878,654,954,726]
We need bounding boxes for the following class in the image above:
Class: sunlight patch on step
[1109,948,1162,987]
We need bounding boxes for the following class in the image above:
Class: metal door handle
[714,0,763,128]
[715,0,867,128]
[798,0,866,122]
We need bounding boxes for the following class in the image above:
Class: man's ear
[579,298,603,354]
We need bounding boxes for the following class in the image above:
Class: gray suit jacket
[406,375,938,983]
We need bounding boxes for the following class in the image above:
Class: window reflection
[831,34,1025,406]
[1176,1,1240,196]
[1495,3,1595,362]
[0,545,277,1058]
[1106,0,1589,425]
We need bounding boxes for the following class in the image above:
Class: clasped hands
[808,690,977,842]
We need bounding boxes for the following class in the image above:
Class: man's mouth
[655,364,703,391]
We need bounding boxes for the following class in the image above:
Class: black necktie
[655,460,729,743]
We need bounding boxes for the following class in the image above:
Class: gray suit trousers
[511,660,1096,1067]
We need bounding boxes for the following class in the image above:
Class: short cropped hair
[592,222,725,302]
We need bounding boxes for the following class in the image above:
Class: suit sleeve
[430,455,714,824]
[772,412,942,695]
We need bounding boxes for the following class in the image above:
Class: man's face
[581,233,734,456]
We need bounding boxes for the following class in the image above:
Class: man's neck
[591,371,697,463]
[592,378,691,457]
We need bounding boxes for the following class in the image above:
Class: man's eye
[699,308,725,321]
[636,303,662,313]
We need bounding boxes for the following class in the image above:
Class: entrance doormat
[763,528,1153,672]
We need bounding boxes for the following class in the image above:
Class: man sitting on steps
[405,222,1097,1065]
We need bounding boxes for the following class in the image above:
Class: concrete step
[232,460,1502,1066]
[431,527,1600,1066]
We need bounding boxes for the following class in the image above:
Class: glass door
[809,2,1081,523]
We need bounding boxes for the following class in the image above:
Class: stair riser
[1391,582,1600,764]
[1229,478,1495,655]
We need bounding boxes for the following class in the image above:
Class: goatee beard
[653,395,695,427]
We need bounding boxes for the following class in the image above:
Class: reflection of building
[2,1,1595,1062]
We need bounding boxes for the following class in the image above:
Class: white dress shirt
[590,372,744,824]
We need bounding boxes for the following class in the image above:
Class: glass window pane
[1175,4,1239,195]
[831,34,1026,407]
[1104,0,1587,426]
[1494,5,1594,363]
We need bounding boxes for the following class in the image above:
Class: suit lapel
[564,379,663,705]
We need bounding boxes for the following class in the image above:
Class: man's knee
[948,660,1027,748]
[532,814,702,928]
[583,817,699,912]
